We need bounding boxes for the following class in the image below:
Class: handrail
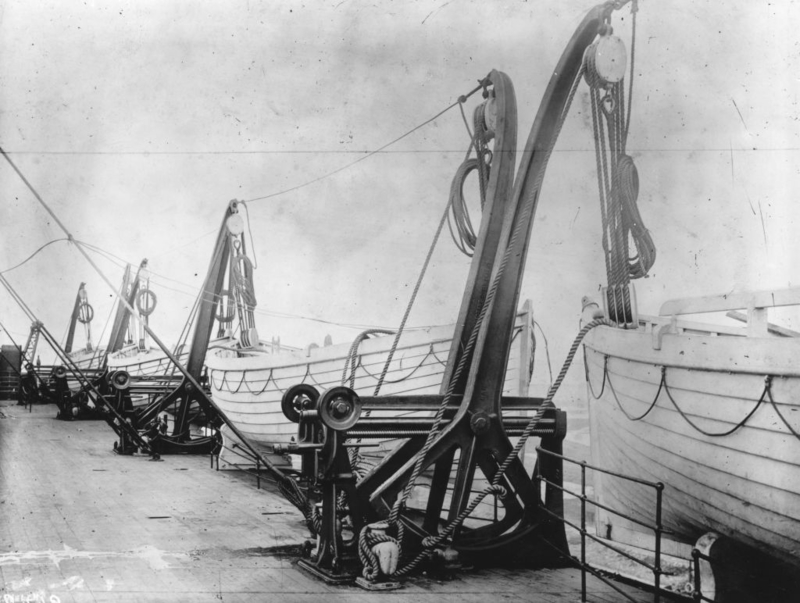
[659,287,800,317]
[535,446,670,603]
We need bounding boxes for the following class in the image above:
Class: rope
[662,374,770,438]
[358,528,398,581]
[605,360,663,421]
[446,158,481,256]
[390,319,612,577]
[387,51,587,545]
[0,238,70,274]
[356,346,435,385]
[586,349,776,437]
[584,348,608,399]
[244,81,486,204]
[341,329,395,388]
[767,385,800,440]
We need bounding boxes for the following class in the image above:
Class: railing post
[256,457,261,489]
[691,548,701,602]
[654,482,664,603]
[581,460,587,602]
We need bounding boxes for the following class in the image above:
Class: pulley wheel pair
[281,384,362,430]
[54,366,68,379]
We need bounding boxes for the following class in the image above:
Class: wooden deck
[0,401,657,602]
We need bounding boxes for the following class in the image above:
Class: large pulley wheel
[317,386,361,431]
[109,370,131,391]
[281,383,319,423]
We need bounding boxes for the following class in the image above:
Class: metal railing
[535,446,677,602]
[690,548,713,602]
[212,437,295,491]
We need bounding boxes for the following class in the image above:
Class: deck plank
[0,402,657,602]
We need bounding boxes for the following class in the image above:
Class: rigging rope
[584,11,654,324]
[244,82,485,204]
[0,238,70,274]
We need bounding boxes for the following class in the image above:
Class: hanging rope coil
[447,99,494,256]
[616,154,656,278]
[231,254,257,309]
[447,158,482,256]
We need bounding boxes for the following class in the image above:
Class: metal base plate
[355,577,401,591]
[297,559,358,585]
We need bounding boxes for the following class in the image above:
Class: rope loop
[136,289,158,317]
[214,289,236,323]
[231,254,257,308]
[77,301,94,324]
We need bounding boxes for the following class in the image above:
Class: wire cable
[243,82,485,204]
[0,238,70,274]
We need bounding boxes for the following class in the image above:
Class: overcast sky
[1,0,799,396]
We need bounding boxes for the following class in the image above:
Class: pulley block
[585,33,627,86]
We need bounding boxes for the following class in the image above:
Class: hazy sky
[1,0,799,396]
